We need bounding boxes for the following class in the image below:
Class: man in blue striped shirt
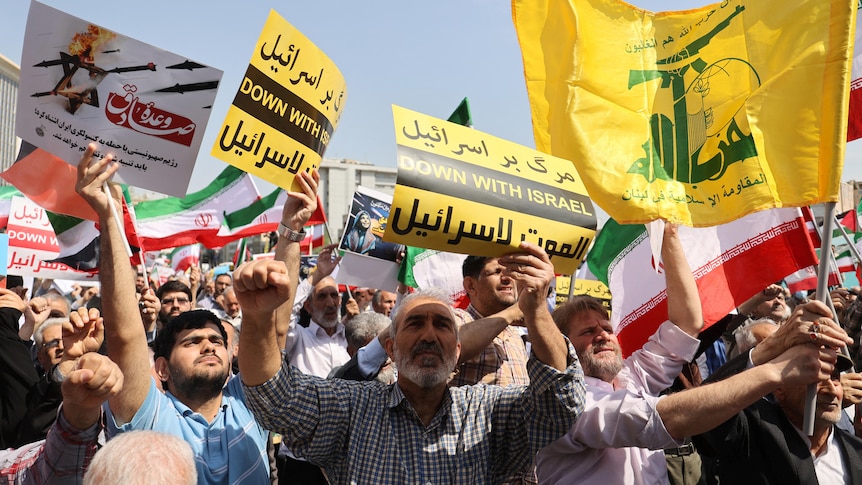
[234,170,586,484]
[76,145,269,484]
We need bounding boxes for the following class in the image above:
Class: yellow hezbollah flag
[513,0,855,227]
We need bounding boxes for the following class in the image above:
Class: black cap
[5,275,23,289]
[837,353,854,373]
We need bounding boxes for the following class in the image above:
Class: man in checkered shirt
[234,171,586,484]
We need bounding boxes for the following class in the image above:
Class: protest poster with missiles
[16,0,223,197]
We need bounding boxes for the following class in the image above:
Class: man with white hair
[330,311,395,384]
[286,274,350,378]
[83,430,197,485]
[693,307,861,483]
[234,169,586,484]
[728,317,779,359]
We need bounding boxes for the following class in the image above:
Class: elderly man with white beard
[285,275,350,378]
[233,169,585,484]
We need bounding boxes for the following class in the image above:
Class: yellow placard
[555,276,611,310]
[211,10,347,191]
[384,105,597,275]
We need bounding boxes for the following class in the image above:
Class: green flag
[447,97,472,127]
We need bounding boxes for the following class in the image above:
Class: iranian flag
[134,166,260,251]
[784,261,843,294]
[151,264,173,288]
[208,187,328,248]
[0,187,21,230]
[398,246,469,308]
[170,244,200,272]
[586,208,817,356]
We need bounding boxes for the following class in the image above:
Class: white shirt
[536,321,700,485]
[281,279,350,462]
[285,279,350,378]
[285,319,350,378]
[790,424,848,484]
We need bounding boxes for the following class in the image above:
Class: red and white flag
[170,244,200,272]
[134,166,260,251]
[586,208,818,356]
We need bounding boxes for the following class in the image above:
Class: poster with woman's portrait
[339,187,403,262]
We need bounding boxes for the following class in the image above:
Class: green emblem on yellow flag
[514,0,855,226]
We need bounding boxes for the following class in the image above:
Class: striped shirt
[244,342,585,485]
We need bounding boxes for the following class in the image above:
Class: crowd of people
[1,143,861,484]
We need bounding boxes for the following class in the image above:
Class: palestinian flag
[232,238,251,268]
[46,196,141,272]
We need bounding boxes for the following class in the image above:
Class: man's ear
[384,336,395,360]
[154,356,170,383]
[303,297,313,313]
[463,276,476,295]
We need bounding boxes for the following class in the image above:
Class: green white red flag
[585,208,817,356]
[170,244,200,272]
[133,166,259,250]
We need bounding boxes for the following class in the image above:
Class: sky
[2,0,861,195]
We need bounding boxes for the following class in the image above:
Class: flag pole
[101,181,149,286]
[103,182,132,258]
[806,202,837,435]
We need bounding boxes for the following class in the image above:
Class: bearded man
[233,166,585,484]
[75,143,269,484]
[536,223,703,485]
[286,276,350,377]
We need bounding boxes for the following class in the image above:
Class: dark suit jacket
[693,352,862,484]
[331,352,376,382]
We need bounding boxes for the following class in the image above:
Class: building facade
[0,54,20,180]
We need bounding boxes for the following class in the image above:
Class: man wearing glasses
[149,281,193,342]
[33,318,65,374]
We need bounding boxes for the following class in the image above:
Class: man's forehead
[43,324,65,336]
[313,280,339,297]
[570,310,612,329]
[401,299,454,321]
[480,258,504,272]
[178,323,223,338]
